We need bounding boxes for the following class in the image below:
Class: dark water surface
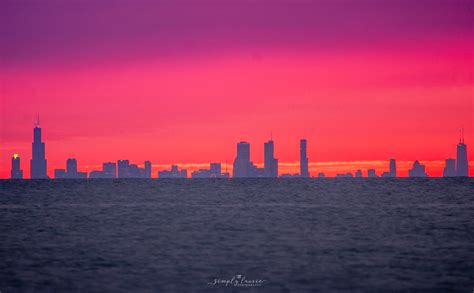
[1,179,473,292]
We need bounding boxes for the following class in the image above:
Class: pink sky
[0,0,472,178]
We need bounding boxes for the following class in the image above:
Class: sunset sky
[1,0,472,178]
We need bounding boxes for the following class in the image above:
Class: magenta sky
[0,0,473,177]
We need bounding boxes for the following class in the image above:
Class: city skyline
[4,120,472,179]
[1,2,472,292]
[1,1,472,179]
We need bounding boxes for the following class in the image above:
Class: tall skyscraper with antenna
[30,115,48,178]
[456,128,468,177]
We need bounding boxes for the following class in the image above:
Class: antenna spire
[459,126,464,144]
[35,114,40,127]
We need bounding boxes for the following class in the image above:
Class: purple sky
[2,0,472,69]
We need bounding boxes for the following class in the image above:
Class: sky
[0,0,473,178]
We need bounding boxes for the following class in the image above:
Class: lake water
[0,178,473,292]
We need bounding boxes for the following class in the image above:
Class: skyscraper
[144,161,152,178]
[389,159,396,177]
[11,154,23,179]
[117,160,130,178]
[233,141,252,178]
[300,139,309,178]
[443,158,456,177]
[30,116,48,179]
[59,158,87,179]
[66,158,78,178]
[103,162,117,178]
[264,140,278,177]
[456,130,468,177]
[382,159,397,177]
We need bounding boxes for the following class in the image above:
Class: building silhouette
[144,161,152,178]
[456,131,468,177]
[191,168,211,178]
[192,163,229,178]
[54,158,87,178]
[103,162,117,178]
[89,170,102,178]
[233,142,253,178]
[408,160,428,177]
[117,160,151,178]
[390,159,396,177]
[355,170,362,177]
[210,163,229,178]
[252,166,266,177]
[54,169,67,179]
[158,165,187,178]
[336,173,353,178]
[67,158,87,178]
[30,116,48,178]
[232,142,266,178]
[89,162,117,178]
[11,154,23,179]
[318,172,325,178]
[117,160,130,178]
[264,140,278,177]
[280,173,300,178]
[443,158,456,177]
[128,164,142,177]
[67,158,78,177]
[367,169,377,178]
[300,139,309,177]
[382,159,397,177]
